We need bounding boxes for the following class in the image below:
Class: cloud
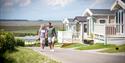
[3,0,14,7]
[89,0,105,8]
[17,0,31,7]
[2,0,31,7]
[46,0,74,7]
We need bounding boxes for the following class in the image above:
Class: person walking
[38,24,47,51]
[47,22,57,52]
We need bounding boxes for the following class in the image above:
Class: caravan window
[100,20,106,24]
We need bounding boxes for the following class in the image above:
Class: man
[47,22,57,51]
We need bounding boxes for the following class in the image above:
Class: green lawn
[76,43,116,50]
[61,43,84,48]
[100,44,125,53]
[61,43,116,50]
[54,43,63,47]
[1,47,60,63]
[11,30,37,34]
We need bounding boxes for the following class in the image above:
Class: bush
[13,33,36,37]
[84,39,94,45]
[4,32,15,50]
[15,39,25,46]
[54,38,58,44]
[0,32,15,52]
[0,35,6,49]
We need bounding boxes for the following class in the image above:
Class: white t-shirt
[39,30,46,38]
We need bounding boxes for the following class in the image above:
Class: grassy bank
[1,47,60,63]
[61,43,84,48]
[76,43,116,50]
[100,44,125,53]
[61,43,116,50]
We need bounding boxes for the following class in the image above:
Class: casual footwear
[50,49,54,52]
[41,49,44,52]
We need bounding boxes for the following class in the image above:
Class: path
[28,47,125,63]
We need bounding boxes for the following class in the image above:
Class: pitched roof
[63,18,74,24]
[111,0,125,10]
[74,16,87,22]
[121,0,125,3]
[89,9,115,15]
[67,18,74,22]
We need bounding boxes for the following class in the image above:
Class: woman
[38,24,47,51]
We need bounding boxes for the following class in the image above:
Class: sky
[0,0,115,20]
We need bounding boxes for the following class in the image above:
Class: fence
[57,31,80,43]
[94,24,125,35]
[94,24,125,44]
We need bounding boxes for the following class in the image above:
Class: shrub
[0,35,6,49]
[15,39,25,46]
[84,39,94,45]
[54,38,58,44]
[13,33,36,37]
[4,32,15,50]
[0,32,15,51]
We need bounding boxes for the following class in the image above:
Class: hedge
[15,39,25,46]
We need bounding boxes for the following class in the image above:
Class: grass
[25,41,49,47]
[25,41,39,45]
[76,43,116,50]
[11,30,37,34]
[0,26,62,34]
[54,43,63,47]
[25,42,40,47]
[61,43,84,48]
[61,43,116,50]
[1,47,60,63]
[100,44,125,53]
[61,43,125,53]
[0,26,39,33]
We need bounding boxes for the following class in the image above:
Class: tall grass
[1,47,60,63]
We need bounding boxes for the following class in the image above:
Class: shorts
[40,38,45,44]
[48,37,55,43]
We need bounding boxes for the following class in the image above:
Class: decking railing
[106,24,125,37]
[94,24,125,37]
[106,25,116,35]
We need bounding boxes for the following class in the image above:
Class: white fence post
[80,22,84,43]
[104,24,107,45]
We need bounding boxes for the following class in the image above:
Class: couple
[38,22,57,52]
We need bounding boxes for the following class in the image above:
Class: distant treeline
[0,20,62,26]
[0,20,64,36]
[0,25,64,37]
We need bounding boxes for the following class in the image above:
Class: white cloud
[4,0,14,7]
[46,0,74,7]
[3,0,32,7]
[17,0,31,7]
